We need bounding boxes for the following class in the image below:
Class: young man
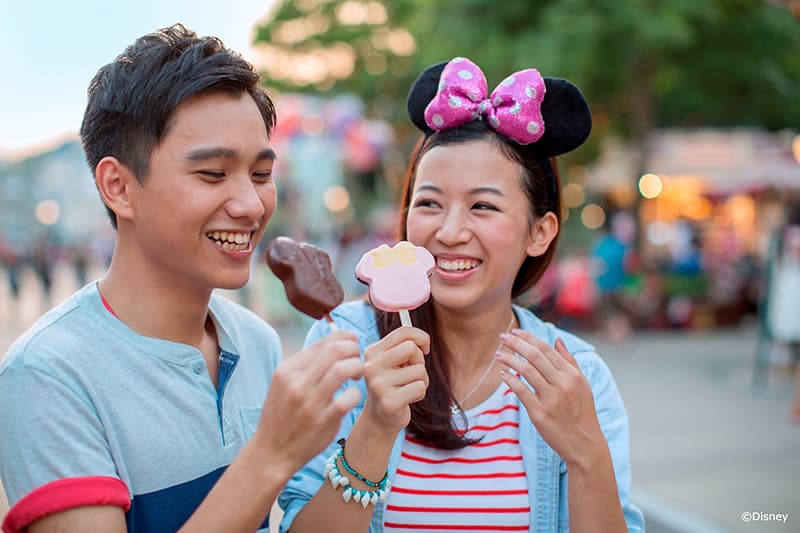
[0,25,363,532]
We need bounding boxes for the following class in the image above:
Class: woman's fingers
[512,329,571,371]
[496,333,586,406]
[499,367,542,410]
[498,331,560,384]
[495,347,549,396]
[360,326,431,432]
[554,337,581,370]
[376,326,430,357]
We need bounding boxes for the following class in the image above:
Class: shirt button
[192,361,205,375]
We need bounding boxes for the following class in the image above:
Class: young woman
[279,57,644,532]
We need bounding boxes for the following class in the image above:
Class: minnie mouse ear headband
[407,57,592,158]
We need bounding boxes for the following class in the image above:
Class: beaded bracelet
[337,438,388,488]
[324,439,390,509]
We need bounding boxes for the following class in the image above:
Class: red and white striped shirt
[384,384,530,532]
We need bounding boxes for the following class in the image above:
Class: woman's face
[406,139,555,313]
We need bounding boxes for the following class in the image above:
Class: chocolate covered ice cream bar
[266,236,344,323]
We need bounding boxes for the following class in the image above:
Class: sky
[0,0,278,160]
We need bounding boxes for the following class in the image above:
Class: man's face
[125,91,276,292]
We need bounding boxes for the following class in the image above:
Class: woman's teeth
[207,231,251,251]
[437,258,480,272]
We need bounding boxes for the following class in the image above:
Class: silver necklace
[450,314,515,416]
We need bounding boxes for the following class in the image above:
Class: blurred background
[2,1,799,531]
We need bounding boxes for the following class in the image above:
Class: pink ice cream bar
[355,242,435,318]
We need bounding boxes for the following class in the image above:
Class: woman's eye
[413,199,440,208]
[253,171,273,182]
[472,202,498,211]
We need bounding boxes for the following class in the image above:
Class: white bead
[353,491,362,503]
[328,469,337,481]
[339,476,350,486]
[370,493,379,505]
[342,487,352,502]
[379,490,388,502]
[361,494,370,509]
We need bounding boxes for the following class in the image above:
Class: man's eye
[253,172,273,182]
[199,171,225,179]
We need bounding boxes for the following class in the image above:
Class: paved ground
[588,326,799,533]
[1,264,798,531]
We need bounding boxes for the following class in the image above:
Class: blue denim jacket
[278,301,644,532]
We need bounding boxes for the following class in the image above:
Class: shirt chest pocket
[240,407,262,442]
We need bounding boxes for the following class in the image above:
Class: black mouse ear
[532,77,593,158]
[406,61,448,134]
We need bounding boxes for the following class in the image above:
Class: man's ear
[526,211,559,257]
[95,157,137,223]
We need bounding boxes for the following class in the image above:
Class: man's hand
[253,331,363,478]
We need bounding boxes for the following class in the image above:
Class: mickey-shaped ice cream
[355,241,435,326]
[266,236,344,328]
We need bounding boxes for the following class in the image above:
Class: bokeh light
[323,185,351,213]
[562,183,585,209]
[580,203,606,229]
[639,173,663,199]
[35,200,60,226]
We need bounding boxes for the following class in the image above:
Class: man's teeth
[207,231,251,251]
[437,258,480,272]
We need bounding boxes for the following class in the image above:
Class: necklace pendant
[450,403,461,416]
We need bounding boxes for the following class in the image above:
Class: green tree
[256,0,800,139]
[253,0,424,123]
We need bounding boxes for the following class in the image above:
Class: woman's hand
[495,331,605,470]
[360,326,430,436]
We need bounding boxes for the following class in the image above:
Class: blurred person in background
[69,243,91,288]
[554,249,598,331]
[0,24,363,532]
[767,204,800,423]
[590,210,636,341]
[30,239,55,312]
[0,238,22,305]
[280,57,642,533]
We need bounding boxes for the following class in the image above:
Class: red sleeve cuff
[2,476,130,533]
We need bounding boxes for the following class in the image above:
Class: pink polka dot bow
[424,57,546,145]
